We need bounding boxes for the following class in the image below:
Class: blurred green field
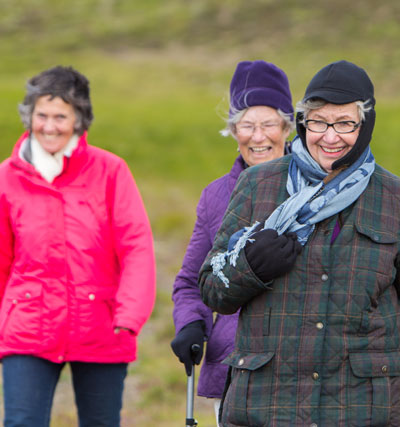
[0,1,400,426]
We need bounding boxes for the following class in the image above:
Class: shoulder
[84,145,131,178]
[202,156,245,193]
[198,174,232,220]
[0,157,12,173]
[86,145,126,166]
[203,172,230,193]
[196,161,243,222]
[372,164,400,200]
[239,155,291,188]
[0,159,13,192]
[365,164,400,219]
[374,163,400,184]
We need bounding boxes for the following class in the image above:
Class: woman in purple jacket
[171,60,294,423]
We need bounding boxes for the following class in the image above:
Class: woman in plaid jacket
[199,60,400,426]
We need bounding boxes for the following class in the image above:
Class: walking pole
[186,343,200,427]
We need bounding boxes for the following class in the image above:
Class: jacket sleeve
[110,160,156,335]
[0,193,13,302]
[172,188,214,338]
[199,172,271,315]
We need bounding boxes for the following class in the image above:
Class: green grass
[0,1,400,425]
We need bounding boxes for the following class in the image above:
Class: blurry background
[0,0,399,425]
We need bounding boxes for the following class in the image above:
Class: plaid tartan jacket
[199,155,400,426]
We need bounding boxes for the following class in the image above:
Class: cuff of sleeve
[240,248,274,291]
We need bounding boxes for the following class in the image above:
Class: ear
[231,123,238,137]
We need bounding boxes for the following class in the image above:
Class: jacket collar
[10,131,89,185]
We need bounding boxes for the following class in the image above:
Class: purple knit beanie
[229,60,293,119]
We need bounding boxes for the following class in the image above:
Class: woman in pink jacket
[0,66,156,426]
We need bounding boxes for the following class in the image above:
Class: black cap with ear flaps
[296,60,375,170]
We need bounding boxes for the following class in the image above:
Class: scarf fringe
[211,221,260,287]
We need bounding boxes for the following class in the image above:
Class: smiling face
[234,105,290,167]
[31,95,77,154]
[305,102,360,173]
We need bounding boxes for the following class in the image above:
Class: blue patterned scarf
[211,136,375,287]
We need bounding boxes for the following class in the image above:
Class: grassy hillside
[0,1,400,425]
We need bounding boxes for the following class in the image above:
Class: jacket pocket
[355,223,397,245]
[349,351,400,426]
[353,223,399,339]
[355,222,397,277]
[221,351,275,426]
[0,284,43,348]
[75,285,116,346]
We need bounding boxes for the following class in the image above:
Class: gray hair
[295,99,372,122]
[220,107,295,138]
[18,66,94,135]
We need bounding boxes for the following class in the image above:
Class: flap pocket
[75,285,116,301]
[4,283,42,301]
[355,223,397,244]
[349,351,400,378]
[222,351,274,370]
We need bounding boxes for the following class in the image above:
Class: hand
[244,228,302,283]
[170,320,205,376]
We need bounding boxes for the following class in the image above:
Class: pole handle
[191,343,201,356]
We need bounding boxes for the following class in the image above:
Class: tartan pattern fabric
[199,155,400,426]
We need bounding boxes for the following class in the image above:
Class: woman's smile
[306,103,360,172]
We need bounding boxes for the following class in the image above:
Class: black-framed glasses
[304,120,361,134]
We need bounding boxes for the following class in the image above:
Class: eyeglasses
[236,122,281,136]
[304,119,361,134]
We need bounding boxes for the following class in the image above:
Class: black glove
[244,228,302,283]
[171,320,205,376]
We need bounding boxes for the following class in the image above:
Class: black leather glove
[171,320,205,376]
[244,228,302,283]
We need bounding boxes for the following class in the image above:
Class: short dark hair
[18,65,94,135]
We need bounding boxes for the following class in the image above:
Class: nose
[322,126,340,143]
[42,118,56,133]
[251,126,266,142]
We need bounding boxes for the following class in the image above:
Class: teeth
[322,146,343,153]
[251,146,270,152]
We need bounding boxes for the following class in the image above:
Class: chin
[249,155,272,165]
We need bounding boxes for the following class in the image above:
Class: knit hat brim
[232,86,294,119]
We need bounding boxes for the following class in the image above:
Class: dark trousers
[2,355,128,427]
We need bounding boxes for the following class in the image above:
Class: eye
[261,122,279,128]
[334,121,355,131]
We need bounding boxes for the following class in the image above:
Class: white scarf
[29,134,79,183]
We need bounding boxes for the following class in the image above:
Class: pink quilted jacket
[0,132,156,363]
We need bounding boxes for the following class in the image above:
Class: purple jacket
[172,156,245,398]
